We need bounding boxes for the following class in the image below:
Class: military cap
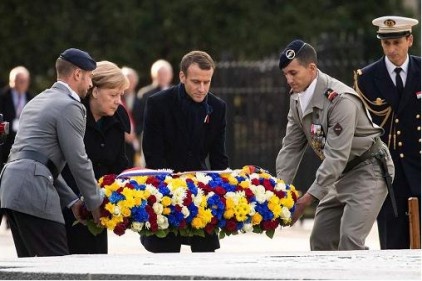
[59,48,96,71]
[279,39,306,69]
[372,16,419,39]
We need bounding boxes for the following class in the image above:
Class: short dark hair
[180,50,215,75]
[295,43,318,67]
[55,57,78,78]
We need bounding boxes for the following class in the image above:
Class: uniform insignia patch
[333,123,343,136]
[324,88,339,102]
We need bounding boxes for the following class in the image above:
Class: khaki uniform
[276,70,394,250]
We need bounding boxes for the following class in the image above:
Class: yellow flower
[191,217,203,229]
[226,198,235,209]
[132,176,148,184]
[269,195,280,205]
[227,176,238,185]
[224,209,234,219]
[162,207,171,215]
[280,194,294,209]
[105,202,117,214]
[252,213,263,225]
[161,196,172,207]
[239,181,249,188]
[104,188,112,197]
[120,206,131,217]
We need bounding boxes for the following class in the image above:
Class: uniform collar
[56,81,81,102]
[384,55,409,76]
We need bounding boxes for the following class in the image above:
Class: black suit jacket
[0,87,32,166]
[357,55,421,196]
[143,84,229,172]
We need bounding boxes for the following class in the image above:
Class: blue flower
[109,191,125,204]
[131,204,149,222]
[168,207,185,227]
[158,184,170,196]
[186,204,198,223]
[255,203,274,220]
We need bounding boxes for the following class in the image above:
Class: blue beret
[279,40,306,69]
[59,48,96,71]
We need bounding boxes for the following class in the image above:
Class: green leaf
[219,231,226,239]
[86,220,105,236]
[155,229,167,238]
[265,229,275,239]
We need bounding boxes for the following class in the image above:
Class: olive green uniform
[276,70,394,250]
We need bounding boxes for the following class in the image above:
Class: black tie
[394,67,404,96]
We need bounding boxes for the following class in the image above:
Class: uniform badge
[310,123,326,160]
[324,89,338,102]
[333,123,343,136]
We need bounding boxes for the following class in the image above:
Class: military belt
[343,137,398,217]
[8,150,59,180]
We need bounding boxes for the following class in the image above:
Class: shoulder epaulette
[324,88,339,102]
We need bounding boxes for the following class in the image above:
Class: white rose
[153,202,163,214]
[281,206,291,219]
[275,181,286,191]
[157,215,169,229]
[113,206,121,216]
[181,206,190,218]
[131,222,144,232]
[242,223,254,233]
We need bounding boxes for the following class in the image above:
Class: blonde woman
[62,61,130,254]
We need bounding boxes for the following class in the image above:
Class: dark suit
[0,87,32,229]
[141,83,229,252]
[356,55,421,249]
[62,101,130,254]
[0,87,32,167]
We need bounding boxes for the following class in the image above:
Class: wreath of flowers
[81,165,299,239]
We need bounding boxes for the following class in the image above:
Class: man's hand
[290,192,316,226]
[71,199,87,225]
[91,207,102,225]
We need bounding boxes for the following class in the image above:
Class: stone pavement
[1,219,421,279]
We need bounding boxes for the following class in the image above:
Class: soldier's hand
[91,207,102,225]
[71,199,87,225]
[290,192,316,226]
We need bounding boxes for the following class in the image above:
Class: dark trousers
[140,232,220,253]
[63,208,108,254]
[377,161,421,249]
[4,209,69,257]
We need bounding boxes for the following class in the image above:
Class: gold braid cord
[353,70,394,148]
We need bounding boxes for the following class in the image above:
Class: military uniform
[354,16,421,249]
[276,68,394,250]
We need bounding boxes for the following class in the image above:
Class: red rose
[244,188,254,200]
[124,182,134,189]
[205,223,216,234]
[251,178,260,186]
[183,192,193,205]
[274,190,286,198]
[146,176,159,187]
[102,174,117,186]
[263,179,274,191]
[150,222,159,232]
[225,219,237,232]
[291,191,298,202]
[113,222,127,236]
[179,220,186,229]
[147,195,157,205]
[215,186,226,196]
